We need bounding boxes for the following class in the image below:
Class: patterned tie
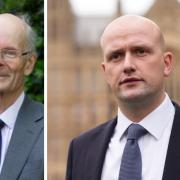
[119,124,147,180]
[0,120,4,163]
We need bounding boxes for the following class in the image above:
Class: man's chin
[117,91,147,103]
[0,86,10,93]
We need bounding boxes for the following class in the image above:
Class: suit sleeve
[66,140,74,180]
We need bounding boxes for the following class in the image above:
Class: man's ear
[164,52,173,77]
[24,55,37,76]
[101,62,106,72]
[101,61,111,85]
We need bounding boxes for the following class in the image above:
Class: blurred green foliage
[0,0,44,103]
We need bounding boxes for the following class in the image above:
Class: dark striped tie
[0,120,4,163]
[119,124,147,180]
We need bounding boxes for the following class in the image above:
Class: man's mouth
[119,77,144,85]
[0,73,9,79]
[0,74,8,77]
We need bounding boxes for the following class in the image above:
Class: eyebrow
[106,49,124,59]
[131,44,153,50]
[105,43,154,58]
[2,47,18,50]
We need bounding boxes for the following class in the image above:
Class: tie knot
[127,124,147,140]
[0,120,4,129]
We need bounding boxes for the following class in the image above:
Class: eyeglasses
[0,48,31,61]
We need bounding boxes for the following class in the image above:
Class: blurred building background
[48,0,180,179]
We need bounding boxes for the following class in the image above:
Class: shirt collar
[116,93,175,140]
[116,109,132,140]
[0,92,25,129]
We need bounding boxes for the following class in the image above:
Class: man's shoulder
[24,95,44,112]
[30,98,44,112]
[19,95,44,123]
[72,117,117,145]
[173,101,180,108]
[173,101,180,116]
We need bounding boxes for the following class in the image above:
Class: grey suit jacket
[0,95,44,180]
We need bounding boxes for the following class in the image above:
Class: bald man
[66,15,180,180]
[0,14,43,180]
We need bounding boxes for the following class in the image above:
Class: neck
[118,92,166,123]
[0,90,23,113]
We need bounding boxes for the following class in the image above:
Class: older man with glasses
[0,13,43,180]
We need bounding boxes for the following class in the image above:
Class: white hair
[19,14,37,56]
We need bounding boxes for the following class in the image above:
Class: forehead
[101,16,160,50]
[104,31,157,54]
[101,18,161,54]
[0,15,25,49]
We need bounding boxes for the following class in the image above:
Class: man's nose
[123,53,136,74]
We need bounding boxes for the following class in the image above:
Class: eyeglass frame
[0,48,32,61]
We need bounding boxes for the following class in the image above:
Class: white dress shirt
[101,94,175,180]
[0,92,25,172]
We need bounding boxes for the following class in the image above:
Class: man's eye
[112,53,120,59]
[109,52,124,61]
[135,48,147,56]
[3,50,17,57]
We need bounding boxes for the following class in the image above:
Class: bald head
[0,13,24,25]
[0,13,36,55]
[0,14,26,49]
[101,15,165,52]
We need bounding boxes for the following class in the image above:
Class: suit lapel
[84,103,180,180]
[85,118,117,179]
[0,96,43,180]
[162,103,180,180]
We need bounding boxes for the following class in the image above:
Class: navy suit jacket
[66,103,180,180]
